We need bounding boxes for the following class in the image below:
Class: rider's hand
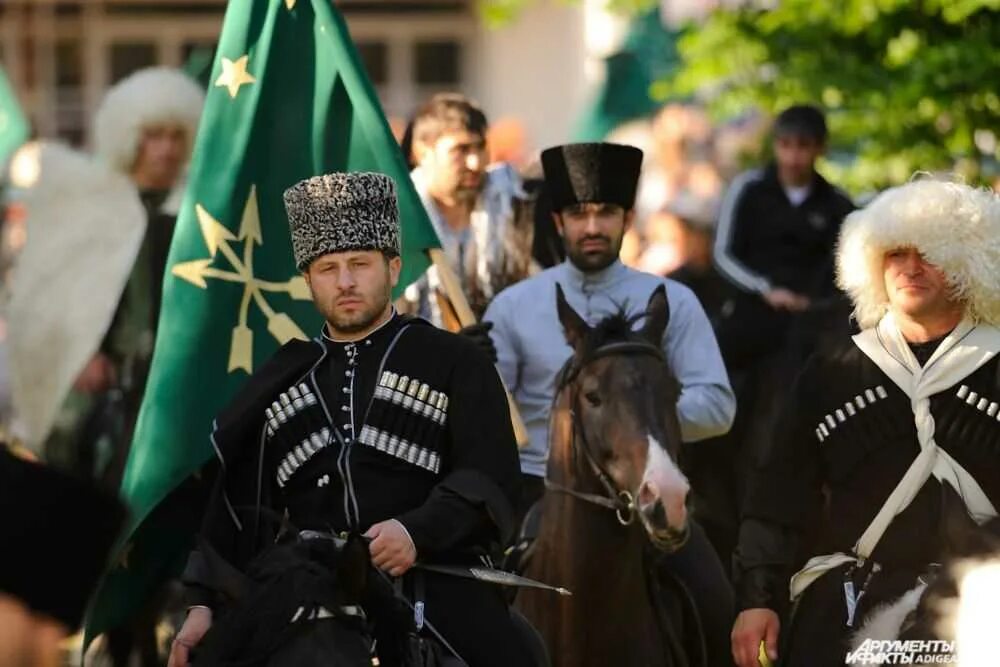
[731,608,780,667]
[763,288,810,312]
[457,321,498,363]
[365,519,417,577]
[168,606,213,667]
[73,353,117,393]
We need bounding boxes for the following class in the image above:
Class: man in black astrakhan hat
[168,172,536,667]
[485,143,736,665]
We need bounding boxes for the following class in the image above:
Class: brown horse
[517,284,698,667]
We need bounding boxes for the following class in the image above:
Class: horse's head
[551,283,688,551]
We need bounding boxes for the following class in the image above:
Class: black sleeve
[396,342,521,559]
[714,175,773,295]
[733,355,825,614]
[181,472,246,609]
[181,436,278,609]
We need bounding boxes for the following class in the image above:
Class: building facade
[0,0,613,155]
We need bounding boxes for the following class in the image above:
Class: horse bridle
[545,340,668,527]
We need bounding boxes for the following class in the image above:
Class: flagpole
[428,249,531,449]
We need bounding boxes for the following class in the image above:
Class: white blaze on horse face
[639,434,689,530]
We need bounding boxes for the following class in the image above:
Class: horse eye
[584,391,602,407]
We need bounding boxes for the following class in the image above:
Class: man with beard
[169,173,537,667]
[731,180,1000,667]
[401,93,528,339]
[484,142,736,665]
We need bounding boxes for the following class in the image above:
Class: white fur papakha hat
[836,178,1000,329]
[93,67,204,174]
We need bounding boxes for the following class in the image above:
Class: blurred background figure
[662,190,725,319]
[712,104,854,368]
[6,68,203,491]
[4,66,202,667]
[0,442,124,667]
[694,105,856,564]
[399,92,537,331]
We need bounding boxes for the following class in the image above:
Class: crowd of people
[2,61,1000,667]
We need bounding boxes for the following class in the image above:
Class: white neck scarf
[791,312,1000,599]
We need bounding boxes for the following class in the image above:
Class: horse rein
[546,341,668,527]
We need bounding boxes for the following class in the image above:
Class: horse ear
[556,283,589,350]
[939,482,982,558]
[641,284,670,346]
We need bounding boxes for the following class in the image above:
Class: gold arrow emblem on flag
[172,185,311,374]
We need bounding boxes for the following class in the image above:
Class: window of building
[109,42,157,84]
[55,38,84,145]
[414,39,461,85]
[356,41,389,86]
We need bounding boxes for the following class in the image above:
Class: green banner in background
[86,0,439,646]
[0,66,29,167]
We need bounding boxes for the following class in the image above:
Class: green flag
[0,65,28,167]
[86,0,439,643]
[573,8,681,141]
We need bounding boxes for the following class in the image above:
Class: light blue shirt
[484,260,736,477]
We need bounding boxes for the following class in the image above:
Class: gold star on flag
[215,55,256,99]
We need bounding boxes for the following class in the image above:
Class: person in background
[707,105,856,565]
[0,443,125,667]
[663,192,726,346]
[400,94,532,345]
[8,67,203,488]
[712,103,854,367]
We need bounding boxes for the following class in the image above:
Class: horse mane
[578,307,646,356]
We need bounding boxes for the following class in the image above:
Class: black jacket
[183,314,521,608]
[712,166,854,366]
[734,338,1000,616]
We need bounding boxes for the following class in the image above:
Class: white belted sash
[789,314,1000,600]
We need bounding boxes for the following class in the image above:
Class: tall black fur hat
[540,142,643,212]
[283,172,400,270]
[0,447,126,629]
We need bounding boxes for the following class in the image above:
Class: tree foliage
[656,0,1000,191]
[477,0,655,28]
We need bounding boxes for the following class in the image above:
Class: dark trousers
[420,571,536,667]
[371,569,536,667]
[516,473,735,667]
[658,522,736,667]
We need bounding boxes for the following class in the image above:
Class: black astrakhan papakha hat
[283,172,401,271]
[540,142,644,212]
[0,447,126,629]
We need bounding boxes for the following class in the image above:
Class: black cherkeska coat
[184,313,535,666]
[734,338,1000,666]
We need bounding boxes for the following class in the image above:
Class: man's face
[883,247,960,322]
[0,595,66,667]
[304,250,401,336]
[131,123,188,190]
[555,202,632,272]
[773,133,823,187]
[417,129,487,203]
